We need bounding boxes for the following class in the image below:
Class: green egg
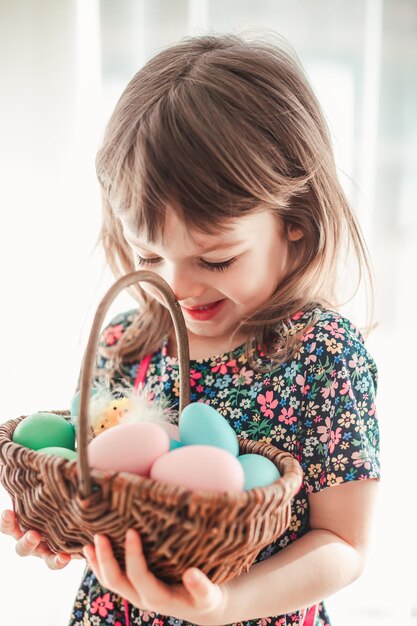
[13,412,76,451]
[179,402,239,456]
[237,454,281,490]
[37,447,78,460]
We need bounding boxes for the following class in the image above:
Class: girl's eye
[199,258,237,272]
[135,256,160,266]
[135,255,237,272]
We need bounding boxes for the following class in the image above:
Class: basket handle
[77,271,190,498]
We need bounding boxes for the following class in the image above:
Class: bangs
[97,73,304,243]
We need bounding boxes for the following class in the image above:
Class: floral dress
[68,307,380,626]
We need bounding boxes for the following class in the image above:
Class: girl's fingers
[183,568,216,604]
[1,510,23,540]
[15,530,44,557]
[124,529,168,609]
[125,529,161,609]
[44,551,72,570]
[86,535,135,601]
[2,509,76,569]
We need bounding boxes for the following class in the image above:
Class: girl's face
[121,206,299,357]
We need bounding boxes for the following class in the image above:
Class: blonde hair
[95,31,374,374]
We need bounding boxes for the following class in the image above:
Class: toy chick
[91,396,131,436]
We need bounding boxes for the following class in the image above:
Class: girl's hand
[0,509,83,569]
[84,530,230,626]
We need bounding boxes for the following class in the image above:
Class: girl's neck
[166,331,252,360]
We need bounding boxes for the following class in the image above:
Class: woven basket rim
[0,413,303,507]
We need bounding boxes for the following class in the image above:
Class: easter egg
[160,423,183,450]
[70,387,99,417]
[169,438,184,451]
[13,412,76,451]
[161,422,180,440]
[237,454,281,490]
[150,445,245,493]
[37,447,78,460]
[179,402,239,456]
[88,422,170,476]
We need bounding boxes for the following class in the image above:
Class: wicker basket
[0,271,303,584]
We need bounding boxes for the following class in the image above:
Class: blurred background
[0,1,416,624]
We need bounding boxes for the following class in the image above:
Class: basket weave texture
[0,271,303,584]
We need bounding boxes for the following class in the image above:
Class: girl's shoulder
[288,306,368,346]
[264,305,377,379]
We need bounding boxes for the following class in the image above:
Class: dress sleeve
[297,313,380,494]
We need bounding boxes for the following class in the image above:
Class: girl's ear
[286,224,304,242]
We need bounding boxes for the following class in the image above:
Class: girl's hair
[96,30,374,375]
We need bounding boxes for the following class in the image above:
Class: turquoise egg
[179,402,239,456]
[13,412,76,451]
[37,447,78,460]
[70,387,99,417]
[237,454,281,490]
[169,438,184,451]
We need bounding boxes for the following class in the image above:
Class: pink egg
[88,422,170,476]
[150,445,245,493]
[160,422,180,441]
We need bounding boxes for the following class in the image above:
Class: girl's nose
[164,264,205,304]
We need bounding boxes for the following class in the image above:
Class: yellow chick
[91,397,131,437]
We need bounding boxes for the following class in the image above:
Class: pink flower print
[190,368,203,388]
[278,406,297,425]
[317,417,342,453]
[258,618,272,626]
[329,427,342,453]
[91,593,114,617]
[296,373,310,396]
[210,356,237,374]
[369,402,376,416]
[291,311,304,320]
[102,324,124,346]
[324,321,346,339]
[257,390,279,418]
[152,620,165,626]
[320,379,338,399]
[232,366,254,387]
[349,353,366,374]
[340,380,354,399]
[352,450,372,470]
[305,341,317,365]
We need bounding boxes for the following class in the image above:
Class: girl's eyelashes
[134,255,238,272]
[200,258,237,271]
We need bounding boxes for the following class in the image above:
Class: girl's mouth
[181,299,226,321]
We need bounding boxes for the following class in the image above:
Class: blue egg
[169,438,184,451]
[179,402,239,456]
[237,454,281,490]
[70,387,98,417]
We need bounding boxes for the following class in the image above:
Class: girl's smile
[181,298,226,321]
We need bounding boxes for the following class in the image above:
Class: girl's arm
[219,478,379,623]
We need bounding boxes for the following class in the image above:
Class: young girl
[0,32,380,626]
